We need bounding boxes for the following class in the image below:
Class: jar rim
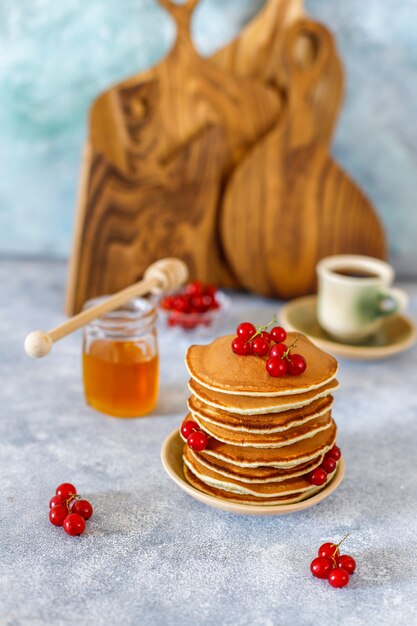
[83,296,157,333]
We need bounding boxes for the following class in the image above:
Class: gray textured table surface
[1,259,417,626]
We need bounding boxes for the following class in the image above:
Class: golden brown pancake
[188,394,334,433]
[188,378,339,415]
[192,448,324,483]
[186,333,338,396]
[183,447,335,497]
[184,411,333,447]
[184,465,327,505]
[200,419,336,467]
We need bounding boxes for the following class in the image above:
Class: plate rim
[161,429,345,516]
[279,295,417,360]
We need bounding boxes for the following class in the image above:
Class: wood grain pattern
[66,0,281,313]
[220,19,386,299]
[212,0,344,146]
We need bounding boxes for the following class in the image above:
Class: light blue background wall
[0,0,416,275]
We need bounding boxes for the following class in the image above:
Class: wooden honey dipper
[24,258,188,358]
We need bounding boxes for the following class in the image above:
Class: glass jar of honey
[82,297,158,418]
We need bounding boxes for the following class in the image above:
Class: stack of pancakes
[181,333,340,505]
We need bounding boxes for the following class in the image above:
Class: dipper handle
[24,258,188,358]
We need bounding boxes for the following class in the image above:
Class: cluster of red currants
[181,420,209,452]
[310,535,356,588]
[49,483,93,536]
[308,445,341,486]
[231,322,307,377]
[161,281,219,329]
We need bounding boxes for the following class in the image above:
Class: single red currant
[328,568,350,588]
[328,445,342,461]
[337,555,356,575]
[251,337,270,357]
[308,468,328,486]
[287,354,307,376]
[318,542,340,560]
[321,455,337,474]
[204,285,217,298]
[49,495,64,509]
[266,357,287,377]
[63,513,86,536]
[49,504,69,527]
[172,295,190,313]
[186,281,204,297]
[231,337,251,356]
[270,326,287,343]
[261,331,271,343]
[270,343,287,359]
[236,322,256,341]
[310,557,333,579]
[181,420,199,439]
[187,430,208,452]
[56,483,77,500]
[71,499,93,521]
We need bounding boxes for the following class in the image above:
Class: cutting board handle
[159,0,199,45]
[283,19,333,90]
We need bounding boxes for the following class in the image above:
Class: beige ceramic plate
[161,429,345,516]
[280,295,416,360]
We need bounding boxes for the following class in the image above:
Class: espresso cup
[316,255,408,343]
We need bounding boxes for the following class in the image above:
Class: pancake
[201,419,336,467]
[187,394,334,433]
[184,465,327,505]
[185,333,338,396]
[191,448,324,483]
[188,378,339,415]
[183,447,336,497]
[184,411,333,447]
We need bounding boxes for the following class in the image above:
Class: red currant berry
[266,357,287,377]
[172,295,190,313]
[328,445,342,461]
[190,295,206,312]
[310,556,333,579]
[181,420,199,439]
[251,337,270,357]
[270,326,287,343]
[161,296,174,310]
[187,430,208,452]
[328,568,350,588]
[287,354,307,376]
[49,495,64,509]
[56,483,77,500]
[321,454,337,473]
[261,331,271,343]
[308,468,328,486]
[49,504,69,526]
[236,322,256,341]
[63,513,86,536]
[270,343,287,358]
[186,281,204,297]
[209,298,220,310]
[337,555,356,575]
[204,285,217,298]
[232,337,251,356]
[318,542,340,560]
[71,499,93,521]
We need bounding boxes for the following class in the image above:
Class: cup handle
[376,287,408,317]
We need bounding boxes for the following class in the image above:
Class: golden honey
[82,298,158,418]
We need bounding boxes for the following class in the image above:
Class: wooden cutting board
[66,0,280,314]
[220,19,386,299]
[212,0,344,146]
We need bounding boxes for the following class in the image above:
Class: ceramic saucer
[161,429,345,516]
[279,295,416,360]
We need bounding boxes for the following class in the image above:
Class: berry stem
[251,316,278,342]
[333,532,350,558]
[283,334,301,360]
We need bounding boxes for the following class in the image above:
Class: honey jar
[82,297,158,417]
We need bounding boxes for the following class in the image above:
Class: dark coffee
[332,267,380,279]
